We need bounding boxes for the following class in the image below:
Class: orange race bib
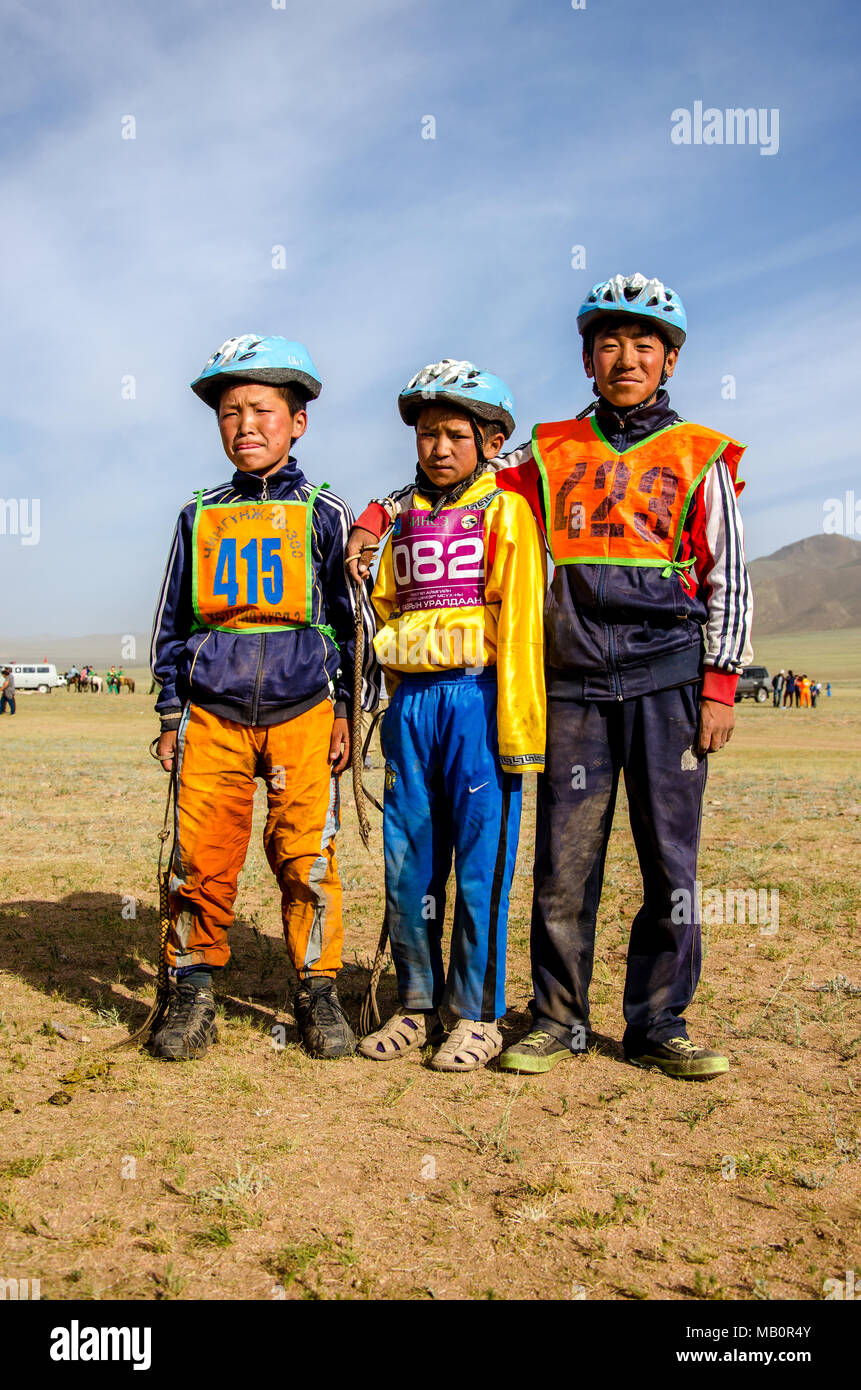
[191,486,324,633]
[532,418,744,569]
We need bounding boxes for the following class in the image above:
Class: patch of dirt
[0,689,858,1300]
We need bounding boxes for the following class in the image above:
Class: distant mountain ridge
[747,534,861,635]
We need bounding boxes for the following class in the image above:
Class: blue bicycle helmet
[398,359,515,439]
[191,334,322,407]
[577,274,687,349]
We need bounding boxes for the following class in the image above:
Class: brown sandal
[429,1019,502,1072]
[357,1010,445,1060]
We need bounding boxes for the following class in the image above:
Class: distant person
[811,680,821,708]
[782,670,795,708]
[0,666,15,716]
[771,668,784,707]
[826,682,832,698]
[798,674,808,708]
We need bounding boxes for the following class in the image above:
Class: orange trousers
[168,701,343,976]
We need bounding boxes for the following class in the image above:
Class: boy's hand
[156,729,177,772]
[697,698,735,754]
[329,717,350,775]
[345,526,379,582]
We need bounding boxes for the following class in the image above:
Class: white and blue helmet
[191,334,322,408]
[398,359,515,439]
[577,274,687,349]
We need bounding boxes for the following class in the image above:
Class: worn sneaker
[294,977,356,1059]
[625,1036,729,1080]
[498,1029,575,1074]
[149,978,218,1061]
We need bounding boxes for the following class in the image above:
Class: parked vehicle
[10,663,62,693]
[734,664,771,703]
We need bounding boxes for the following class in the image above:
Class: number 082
[392,537,483,585]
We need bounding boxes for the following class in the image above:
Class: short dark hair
[274,383,308,415]
[584,314,673,357]
[216,379,308,414]
[479,417,506,445]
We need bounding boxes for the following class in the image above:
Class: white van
[10,663,62,693]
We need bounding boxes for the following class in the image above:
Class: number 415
[214,537,283,605]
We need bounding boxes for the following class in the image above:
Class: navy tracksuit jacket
[521,393,752,1051]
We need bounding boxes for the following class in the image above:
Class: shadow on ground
[0,892,388,1045]
[0,893,627,1060]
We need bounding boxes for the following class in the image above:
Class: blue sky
[1,0,859,637]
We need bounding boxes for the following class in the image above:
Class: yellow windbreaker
[372,470,546,771]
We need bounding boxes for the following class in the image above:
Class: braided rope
[109,753,175,1049]
[351,588,372,851]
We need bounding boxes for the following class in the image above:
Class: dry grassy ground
[0,664,859,1302]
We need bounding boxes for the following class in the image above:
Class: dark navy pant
[530,683,707,1052]
[382,669,521,1021]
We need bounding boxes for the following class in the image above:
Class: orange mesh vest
[532,417,745,569]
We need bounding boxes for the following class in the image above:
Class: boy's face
[583,320,679,408]
[217,383,307,475]
[415,403,504,490]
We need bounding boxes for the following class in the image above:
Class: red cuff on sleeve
[702,668,738,705]
[354,502,390,539]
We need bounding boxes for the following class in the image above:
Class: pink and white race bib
[392,506,488,612]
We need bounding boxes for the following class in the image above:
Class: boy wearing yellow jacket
[357,361,545,1071]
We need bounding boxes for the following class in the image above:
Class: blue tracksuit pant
[381,669,522,1021]
[530,683,707,1052]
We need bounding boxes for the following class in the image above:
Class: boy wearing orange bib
[348,275,753,1079]
[150,335,380,1061]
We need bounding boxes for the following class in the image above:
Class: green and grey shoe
[498,1029,574,1074]
[625,1036,728,1080]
